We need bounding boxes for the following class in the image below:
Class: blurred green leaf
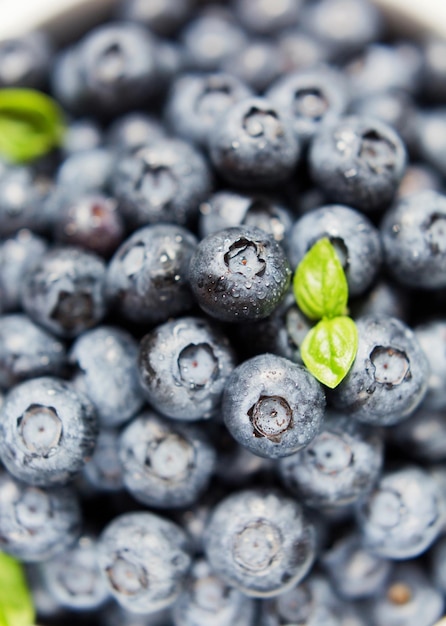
[0,552,35,626]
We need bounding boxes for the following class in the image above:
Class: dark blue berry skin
[350,280,408,322]
[301,0,383,61]
[166,73,252,148]
[119,0,193,36]
[180,7,247,72]
[51,46,85,115]
[389,406,446,462]
[62,118,102,156]
[309,116,407,212]
[288,204,382,296]
[277,29,329,74]
[0,32,51,89]
[278,413,383,509]
[172,557,256,626]
[321,532,391,599]
[234,0,302,34]
[421,38,446,102]
[97,511,192,613]
[112,139,212,228]
[0,164,51,237]
[209,97,300,188]
[222,40,286,93]
[381,190,446,289]
[189,226,292,322]
[330,315,429,426]
[223,353,325,459]
[415,109,446,178]
[260,573,345,626]
[415,320,446,410]
[106,112,165,151]
[356,466,446,560]
[346,43,422,97]
[105,223,197,325]
[267,66,349,145]
[235,290,312,364]
[61,23,170,116]
[397,163,443,200]
[0,229,47,313]
[199,191,293,251]
[367,563,444,626]
[431,536,446,595]
[100,602,171,626]
[69,326,145,427]
[21,246,107,338]
[0,376,98,487]
[0,314,67,389]
[39,535,109,611]
[56,148,114,195]
[138,316,235,421]
[204,489,315,598]
[119,410,216,508]
[0,471,81,562]
[82,428,124,493]
[53,194,125,258]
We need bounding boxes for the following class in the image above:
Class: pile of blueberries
[2,0,446,624]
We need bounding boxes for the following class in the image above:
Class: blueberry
[166,72,252,148]
[100,602,171,626]
[301,0,383,61]
[356,466,446,559]
[21,246,107,338]
[0,376,98,486]
[415,109,446,178]
[0,471,81,562]
[53,193,125,258]
[199,191,293,250]
[97,511,191,613]
[105,223,197,324]
[267,66,349,145]
[223,353,325,459]
[321,531,392,599]
[55,147,114,195]
[209,97,300,188]
[172,557,256,626]
[330,315,429,426]
[39,535,110,611]
[397,162,443,200]
[421,37,446,102]
[0,314,67,389]
[69,325,144,427]
[234,0,302,34]
[180,7,247,72]
[278,412,383,508]
[0,164,51,237]
[260,572,344,626]
[350,280,408,322]
[106,112,165,150]
[389,406,446,462]
[204,489,315,597]
[222,40,286,93]
[381,190,446,289]
[62,118,102,156]
[309,116,407,212]
[112,139,212,228]
[138,316,235,420]
[189,226,292,322]
[431,535,446,595]
[82,427,124,493]
[119,410,216,508]
[119,0,193,36]
[414,321,446,410]
[346,43,422,96]
[367,563,444,626]
[288,204,382,296]
[0,229,47,313]
[0,32,52,89]
[277,29,329,73]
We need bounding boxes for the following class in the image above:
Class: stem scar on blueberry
[293,237,358,388]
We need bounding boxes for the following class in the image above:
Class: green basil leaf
[293,237,348,320]
[301,316,358,388]
[0,552,35,626]
[0,88,65,163]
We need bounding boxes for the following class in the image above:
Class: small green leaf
[0,552,35,626]
[0,88,65,163]
[301,316,358,388]
[293,238,348,320]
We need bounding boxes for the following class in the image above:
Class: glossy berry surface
[189,226,292,322]
[223,353,325,459]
